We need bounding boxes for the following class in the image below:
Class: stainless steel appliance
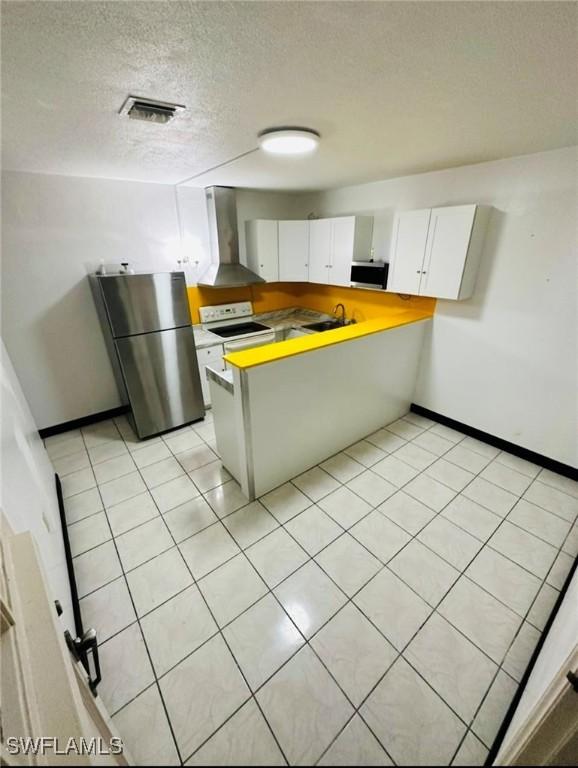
[90,272,205,439]
[197,187,265,288]
[350,260,389,290]
[199,301,276,354]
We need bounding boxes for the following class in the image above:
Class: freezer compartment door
[99,272,191,337]
[115,326,205,438]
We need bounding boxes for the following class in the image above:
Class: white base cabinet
[388,204,490,300]
[197,345,225,405]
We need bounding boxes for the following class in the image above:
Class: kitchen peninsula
[208,306,433,499]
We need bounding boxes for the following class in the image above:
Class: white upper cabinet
[331,216,358,286]
[245,219,279,282]
[278,220,309,282]
[245,215,373,287]
[387,209,431,295]
[309,216,373,287]
[308,218,332,284]
[388,204,490,300]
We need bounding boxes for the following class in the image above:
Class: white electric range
[199,301,276,354]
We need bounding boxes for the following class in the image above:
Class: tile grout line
[67,418,573,579]
[78,420,187,766]
[76,419,576,762]
[122,422,293,767]
[71,417,573,639]
[281,426,574,763]
[62,414,576,766]
[217,441,494,761]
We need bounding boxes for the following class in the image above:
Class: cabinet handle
[416,270,421,274]
[422,271,427,275]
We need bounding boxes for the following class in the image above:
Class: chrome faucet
[333,303,346,325]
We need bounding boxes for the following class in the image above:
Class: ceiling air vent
[119,95,185,125]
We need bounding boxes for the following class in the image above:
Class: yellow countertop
[224,309,433,370]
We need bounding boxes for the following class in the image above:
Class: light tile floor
[48,411,578,766]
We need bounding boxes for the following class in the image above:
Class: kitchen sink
[302,320,344,332]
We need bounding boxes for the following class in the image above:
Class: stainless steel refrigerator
[90,271,205,439]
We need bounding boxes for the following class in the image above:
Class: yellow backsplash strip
[224,310,433,370]
[187,282,435,324]
[291,283,435,323]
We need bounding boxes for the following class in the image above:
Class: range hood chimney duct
[197,186,265,288]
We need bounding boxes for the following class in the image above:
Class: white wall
[1,172,302,429]
[4,150,577,466]
[307,148,577,467]
[1,341,74,632]
[175,185,307,285]
[1,171,184,428]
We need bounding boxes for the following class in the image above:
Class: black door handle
[65,628,101,695]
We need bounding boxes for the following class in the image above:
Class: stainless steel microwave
[350,261,389,290]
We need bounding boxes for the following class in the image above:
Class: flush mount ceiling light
[119,95,185,125]
[258,127,320,155]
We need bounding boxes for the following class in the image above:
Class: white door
[2,523,130,766]
[495,571,578,765]
[330,216,356,287]
[420,205,476,299]
[388,209,431,294]
[308,219,332,284]
[245,220,279,282]
[278,221,309,282]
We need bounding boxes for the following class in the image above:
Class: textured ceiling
[1,1,576,190]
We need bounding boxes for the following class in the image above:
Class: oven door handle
[224,332,276,353]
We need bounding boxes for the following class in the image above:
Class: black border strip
[55,473,83,638]
[485,553,578,765]
[409,404,578,761]
[410,404,577,481]
[39,405,129,440]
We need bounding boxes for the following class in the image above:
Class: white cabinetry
[388,205,490,300]
[245,216,373,288]
[387,209,431,295]
[308,218,332,284]
[197,344,225,406]
[245,219,279,282]
[308,216,373,287]
[278,220,309,282]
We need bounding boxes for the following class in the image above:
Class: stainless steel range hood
[197,186,265,288]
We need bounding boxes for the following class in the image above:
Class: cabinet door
[420,205,476,299]
[278,221,309,282]
[330,216,356,287]
[197,345,225,406]
[388,209,431,294]
[308,219,332,284]
[245,220,279,282]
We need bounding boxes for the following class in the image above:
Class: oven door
[223,331,276,355]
